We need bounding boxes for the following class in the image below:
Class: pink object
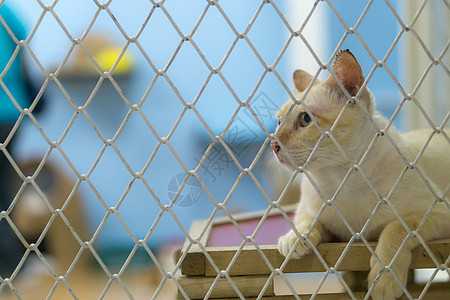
[207,213,294,247]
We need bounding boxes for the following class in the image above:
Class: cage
[0,0,448,299]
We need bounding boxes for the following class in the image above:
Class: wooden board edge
[181,219,212,253]
[207,287,450,300]
[203,239,450,276]
[178,219,213,276]
[206,284,450,300]
[177,274,274,299]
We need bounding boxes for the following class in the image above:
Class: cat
[272,49,450,300]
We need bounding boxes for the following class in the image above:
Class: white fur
[296,111,450,242]
[274,53,450,300]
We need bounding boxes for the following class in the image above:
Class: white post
[402,0,450,130]
[286,1,328,80]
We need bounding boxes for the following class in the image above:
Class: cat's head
[271,49,375,171]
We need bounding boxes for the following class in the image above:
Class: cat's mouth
[273,151,284,164]
[273,150,298,171]
[271,140,294,167]
[270,140,307,170]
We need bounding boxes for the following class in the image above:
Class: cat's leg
[368,211,448,300]
[278,211,328,259]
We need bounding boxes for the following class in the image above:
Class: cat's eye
[296,112,312,129]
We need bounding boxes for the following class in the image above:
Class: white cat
[272,49,450,300]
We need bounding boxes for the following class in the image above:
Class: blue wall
[11,1,286,253]
[9,1,402,255]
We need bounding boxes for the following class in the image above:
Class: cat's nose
[270,140,280,153]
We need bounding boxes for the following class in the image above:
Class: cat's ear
[325,49,365,96]
[293,70,316,93]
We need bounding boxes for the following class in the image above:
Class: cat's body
[297,112,449,242]
[273,50,450,300]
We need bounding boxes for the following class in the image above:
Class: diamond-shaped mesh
[0,0,448,299]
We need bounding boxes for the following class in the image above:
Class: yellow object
[96,47,134,74]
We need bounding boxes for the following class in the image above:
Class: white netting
[0,0,448,299]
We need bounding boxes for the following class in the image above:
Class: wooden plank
[212,287,450,300]
[179,219,211,276]
[178,208,449,276]
[201,239,450,276]
[411,239,450,268]
[181,219,211,251]
[204,243,369,276]
[177,275,274,299]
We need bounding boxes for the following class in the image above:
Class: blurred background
[0,0,448,299]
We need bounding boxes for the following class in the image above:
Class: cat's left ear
[325,49,365,96]
[293,70,317,94]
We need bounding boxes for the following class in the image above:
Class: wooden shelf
[175,208,450,299]
[177,208,449,276]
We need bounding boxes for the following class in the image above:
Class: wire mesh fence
[0,0,449,299]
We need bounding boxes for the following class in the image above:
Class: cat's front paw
[368,256,406,300]
[278,229,312,259]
